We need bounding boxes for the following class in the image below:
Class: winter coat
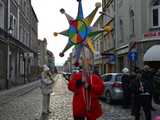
[132,71,154,95]
[68,72,104,120]
[41,71,54,94]
[153,71,160,95]
[122,74,131,94]
[141,70,154,94]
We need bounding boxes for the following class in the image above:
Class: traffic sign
[128,51,138,61]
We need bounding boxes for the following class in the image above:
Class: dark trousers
[74,116,85,120]
[131,94,136,115]
[134,95,151,120]
[123,91,131,108]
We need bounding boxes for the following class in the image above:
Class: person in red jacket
[68,69,104,120]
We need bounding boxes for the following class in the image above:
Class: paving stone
[0,74,159,120]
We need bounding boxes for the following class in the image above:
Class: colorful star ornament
[54,0,112,65]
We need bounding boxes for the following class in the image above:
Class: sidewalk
[0,74,59,120]
[0,87,42,120]
[0,80,40,105]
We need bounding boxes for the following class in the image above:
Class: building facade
[0,0,38,90]
[115,0,160,72]
[63,0,160,73]
[47,50,55,73]
[37,38,48,67]
[101,0,115,74]
[93,16,103,74]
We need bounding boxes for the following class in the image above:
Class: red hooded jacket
[68,72,104,120]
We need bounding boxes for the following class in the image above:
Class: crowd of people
[121,65,160,120]
[40,63,160,120]
[65,63,160,120]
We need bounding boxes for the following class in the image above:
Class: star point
[54,0,111,61]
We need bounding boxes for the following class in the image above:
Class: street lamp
[6,26,13,89]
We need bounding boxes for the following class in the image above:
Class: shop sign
[104,54,116,64]
[144,31,160,38]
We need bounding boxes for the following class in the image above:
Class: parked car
[101,73,124,104]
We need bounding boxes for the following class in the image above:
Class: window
[0,1,4,29]
[23,28,25,43]
[130,10,135,35]
[152,0,160,27]
[10,14,17,38]
[119,19,124,42]
[115,74,123,82]
[19,25,23,42]
[102,75,112,82]
[26,31,30,47]
[118,0,123,8]
[24,0,27,15]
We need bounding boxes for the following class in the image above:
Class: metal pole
[115,0,118,72]
[7,36,10,89]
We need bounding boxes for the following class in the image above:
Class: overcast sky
[31,0,102,66]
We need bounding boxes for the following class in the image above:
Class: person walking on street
[68,66,104,120]
[153,69,160,104]
[40,65,55,119]
[133,65,154,120]
[122,67,131,108]
[129,71,137,116]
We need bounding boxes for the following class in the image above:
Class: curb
[0,80,41,105]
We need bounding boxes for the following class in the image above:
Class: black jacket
[130,70,154,95]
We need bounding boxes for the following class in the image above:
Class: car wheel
[105,91,112,104]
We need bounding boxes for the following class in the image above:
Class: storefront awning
[144,45,160,61]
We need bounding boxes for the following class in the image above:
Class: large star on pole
[54,0,112,63]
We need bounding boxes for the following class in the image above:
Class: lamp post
[7,26,13,89]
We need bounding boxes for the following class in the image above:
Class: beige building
[98,0,160,73]
[115,0,160,72]
[93,16,103,74]
[101,0,115,74]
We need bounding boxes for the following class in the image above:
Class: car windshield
[115,74,123,82]
[102,75,112,82]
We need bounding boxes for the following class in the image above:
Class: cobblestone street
[48,74,134,120]
[0,74,159,120]
[0,87,42,120]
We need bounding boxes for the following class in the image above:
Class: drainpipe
[115,0,118,72]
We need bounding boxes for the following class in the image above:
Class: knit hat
[122,67,129,73]
[43,65,49,71]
